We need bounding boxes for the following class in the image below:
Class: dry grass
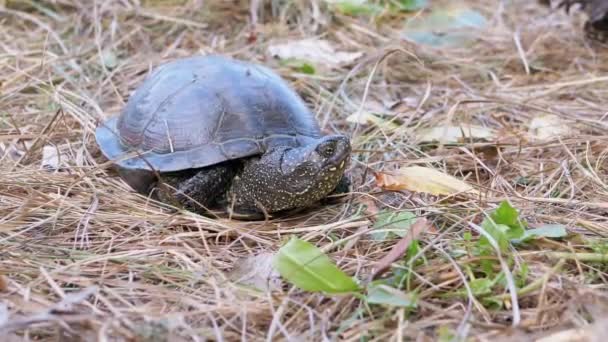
[1,0,608,341]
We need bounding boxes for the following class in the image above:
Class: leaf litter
[1,0,608,340]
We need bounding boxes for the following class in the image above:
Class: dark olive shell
[95,55,322,176]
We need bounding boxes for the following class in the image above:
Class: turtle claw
[557,0,589,13]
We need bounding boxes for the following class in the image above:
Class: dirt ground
[2,0,608,341]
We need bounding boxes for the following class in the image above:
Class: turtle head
[279,135,351,193]
[230,135,351,215]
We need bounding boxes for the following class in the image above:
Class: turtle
[95,55,351,219]
[558,0,608,43]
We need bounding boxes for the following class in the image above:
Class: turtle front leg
[155,162,238,214]
[319,175,351,206]
[331,175,351,196]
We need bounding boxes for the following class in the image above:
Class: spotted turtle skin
[95,55,351,218]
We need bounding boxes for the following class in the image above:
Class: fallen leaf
[0,274,7,292]
[268,39,362,69]
[416,125,496,144]
[229,252,281,292]
[41,145,60,170]
[101,49,118,69]
[402,5,487,47]
[375,166,478,196]
[371,217,432,280]
[366,283,417,307]
[528,114,573,141]
[273,236,360,293]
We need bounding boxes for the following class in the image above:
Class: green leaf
[279,58,316,74]
[468,278,494,296]
[371,210,416,240]
[328,0,383,16]
[516,262,529,288]
[480,258,496,277]
[405,239,421,261]
[463,231,472,242]
[273,237,360,293]
[396,0,427,11]
[491,201,522,232]
[297,63,316,75]
[366,283,417,308]
[479,221,510,252]
[447,277,495,298]
[481,296,504,310]
[402,6,487,47]
[517,224,567,242]
[479,201,527,251]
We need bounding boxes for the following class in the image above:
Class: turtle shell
[95,55,322,177]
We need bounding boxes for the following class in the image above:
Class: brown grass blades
[1,0,608,340]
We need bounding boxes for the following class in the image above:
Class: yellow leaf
[376,166,478,196]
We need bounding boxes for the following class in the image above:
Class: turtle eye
[318,142,336,158]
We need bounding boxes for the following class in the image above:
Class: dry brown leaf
[0,274,7,292]
[228,252,281,292]
[370,218,432,280]
[375,166,478,196]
